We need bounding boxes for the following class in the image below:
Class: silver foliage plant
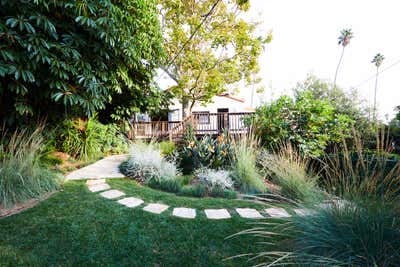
[195,168,234,190]
[123,142,180,182]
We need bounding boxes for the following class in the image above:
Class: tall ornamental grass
[237,131,400,266]
[260,142,323,204]
[231,132,266,193]
[0,127,61,208]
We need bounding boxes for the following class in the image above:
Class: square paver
[294,208,315,216]
[143,203,169,214]
[265,207,291,218]
[173,207,196,219]
[99,190,125,199]
[235,208,263,219]
[204,209,231,219]
[117,197,144,208]
[86,179,106,186]
[88,183,110,192]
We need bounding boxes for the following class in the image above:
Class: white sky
[240,0,400,120]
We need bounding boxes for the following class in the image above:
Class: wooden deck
[130,112,254,140]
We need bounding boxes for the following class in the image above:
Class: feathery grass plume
[0,125,61,208]
[259,142,323,205]
[231,131,266,193]
[233,129,400,266]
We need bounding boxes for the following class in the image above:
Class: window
[193,111,210,124]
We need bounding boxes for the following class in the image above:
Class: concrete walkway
[66,154,128,180]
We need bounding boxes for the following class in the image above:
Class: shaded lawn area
[0,180,273,266]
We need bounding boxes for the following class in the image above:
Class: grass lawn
[0,179,277,266]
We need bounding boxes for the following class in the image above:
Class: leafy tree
[334,28,353,87]
[371,53,385,121]
[159,0,270,117]
[294,74,370,131]
[0,0,164,127]
[248,91,353,156]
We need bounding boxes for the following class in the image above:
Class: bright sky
[241,0,400,120]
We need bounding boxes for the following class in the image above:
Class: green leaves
[1,0,164,126]
[250,91,353,156]
[160,0,267,109]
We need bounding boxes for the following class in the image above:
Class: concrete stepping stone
[265,207,291,218]
[294,208,315,216]
[235,208,263,219]
[173,207,196,219]
[88,183,110,192]
[204,209,231,219]
[100,190,125,199]
[86,179,107,186]
[143,203,169,214]
[117,197,144,208]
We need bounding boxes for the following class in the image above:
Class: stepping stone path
[100,190,125,199]
[88,183,110,192]
[143,203,169,214]
[265,207,291,218]
[173,208,196,219]
[82,174,317,221]
[204,209,231,219]
[117,197,144,208]
[235,208,263,219]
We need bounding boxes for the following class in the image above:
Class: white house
[129,69,255,139]
[167,93,255,122]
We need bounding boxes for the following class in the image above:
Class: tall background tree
[334,28,353,87]
[159,0,271,118]
[0,0,165,127]
[371,53,385,121]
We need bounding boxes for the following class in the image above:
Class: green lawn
[0,179,278,266]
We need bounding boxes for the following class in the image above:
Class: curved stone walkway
[68,155,315,220]
[85,179,313,220]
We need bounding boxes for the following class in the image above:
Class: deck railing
[129,112,254,140]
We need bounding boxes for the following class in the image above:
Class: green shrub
[179,184,207,198]
[0,127,61,208]
[260,143,322,204]
[223,189,238,199]
[245,90,353,156]
[147,178,182,193]
[231,133,266,193]
[54,117,128,160]
[159,141,176,157]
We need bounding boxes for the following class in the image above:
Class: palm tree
[371,53,385,121]
[334,28,354,87]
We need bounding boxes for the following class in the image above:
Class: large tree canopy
[159,0,270,117]
[0,0,164,126]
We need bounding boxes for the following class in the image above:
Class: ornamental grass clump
[260,142,322,204]
[231,132,266,193]
[236,130,400,267]
[0,126,61,208]
[120,142,179,183]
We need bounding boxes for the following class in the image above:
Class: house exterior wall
[168,95,254,121]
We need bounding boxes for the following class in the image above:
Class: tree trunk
[182,100,191,119]
[334,46,345,87]
[373,66,379,122]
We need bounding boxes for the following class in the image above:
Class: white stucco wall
[168,95,254,121]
